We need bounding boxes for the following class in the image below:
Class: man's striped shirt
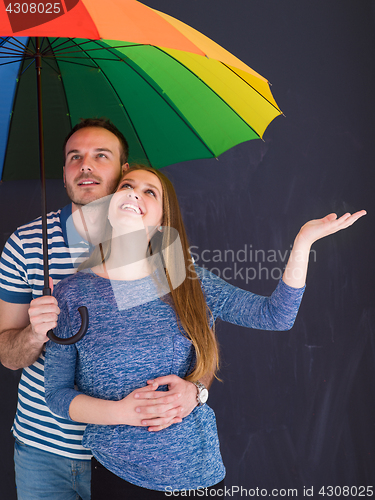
[0,205,92,459]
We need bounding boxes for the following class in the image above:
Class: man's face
[63,127,128,209]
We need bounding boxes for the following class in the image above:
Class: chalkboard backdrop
[1,1,374,498]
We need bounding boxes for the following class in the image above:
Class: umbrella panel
[3,38,71,180]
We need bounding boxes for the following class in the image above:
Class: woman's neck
[92,228,154,281]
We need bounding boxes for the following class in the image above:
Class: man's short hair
[63,118,129,165]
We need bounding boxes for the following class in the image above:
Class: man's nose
[80,154,93,171]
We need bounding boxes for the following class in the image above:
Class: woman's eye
[119,183,132,190]
[146,189,156,197]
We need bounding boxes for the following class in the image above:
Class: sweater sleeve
[197,267,305,331]
[44,281,84,421]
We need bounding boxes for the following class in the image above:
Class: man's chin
[69,189,106,207]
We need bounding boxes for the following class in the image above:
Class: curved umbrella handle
[47,306,89,345]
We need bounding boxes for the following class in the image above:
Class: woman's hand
[296,211,367,248]
[137,375,199,431]
[69,383,183,428]
[117,383,183,429]
[283,210,366,289]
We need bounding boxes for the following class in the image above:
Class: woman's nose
[127,189,139,200]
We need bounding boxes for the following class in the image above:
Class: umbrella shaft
[35,37,50,294]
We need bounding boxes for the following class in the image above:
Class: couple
[0,118,365,499]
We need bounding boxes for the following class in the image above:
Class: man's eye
[71,155,81,160]
[97,153,107,158]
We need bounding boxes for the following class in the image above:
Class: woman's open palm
[298,210,366,247]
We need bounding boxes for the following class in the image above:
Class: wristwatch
[193,381,209,406]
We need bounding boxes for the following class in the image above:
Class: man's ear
[122,163,130,173]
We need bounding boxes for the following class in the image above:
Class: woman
[44,165,365,498]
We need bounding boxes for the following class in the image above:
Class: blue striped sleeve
[0,230,32,303]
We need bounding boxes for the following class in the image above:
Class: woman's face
[108,169,164,234]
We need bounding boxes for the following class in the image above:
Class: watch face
[199,388,209,404]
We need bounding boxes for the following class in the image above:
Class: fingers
[332,210,366,232]
[342,210,366,226]
[147,374,179,387]
[140,409,184,430]
[134,387,181,401]
[135,395,182,417]
[147,417,183,432]
[28,296,60,337]
[323,213,338,222]
[133,382,159,396]
[49,276,54,294]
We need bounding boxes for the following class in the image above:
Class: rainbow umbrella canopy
[0,0,282,180]
[0,0,282,343]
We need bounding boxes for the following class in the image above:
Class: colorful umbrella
[0,0,282,343]
[0,0,282,178]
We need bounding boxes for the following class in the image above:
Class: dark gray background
[1,0,374,498]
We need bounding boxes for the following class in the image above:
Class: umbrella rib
[29,37,36,52]
[20,59,35,75]
[7,37,33,54]
[45,57,98,70]
[48,42,145,58]
[40,37,49,53]
[40,57,61,75]
[48,39,98,56]
[1,37,34,57]
[0,46,29,56]
[223,63,281,113]
[47,37,62,49]
[44,55,123,62]
[1,43,30,179]
[47,39,73,132]
[52,38,98,52]
[40,39,122,62]
[46,37,82,55]
[0,52,30,58]
[0,58,27,67]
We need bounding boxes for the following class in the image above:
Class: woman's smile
[109,170,163,231]
[119,202,143,215]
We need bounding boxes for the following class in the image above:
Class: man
[0,119,212,500]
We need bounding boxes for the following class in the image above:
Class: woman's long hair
[80,165,219,381]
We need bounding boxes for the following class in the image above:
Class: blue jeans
[14,439,91,500]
